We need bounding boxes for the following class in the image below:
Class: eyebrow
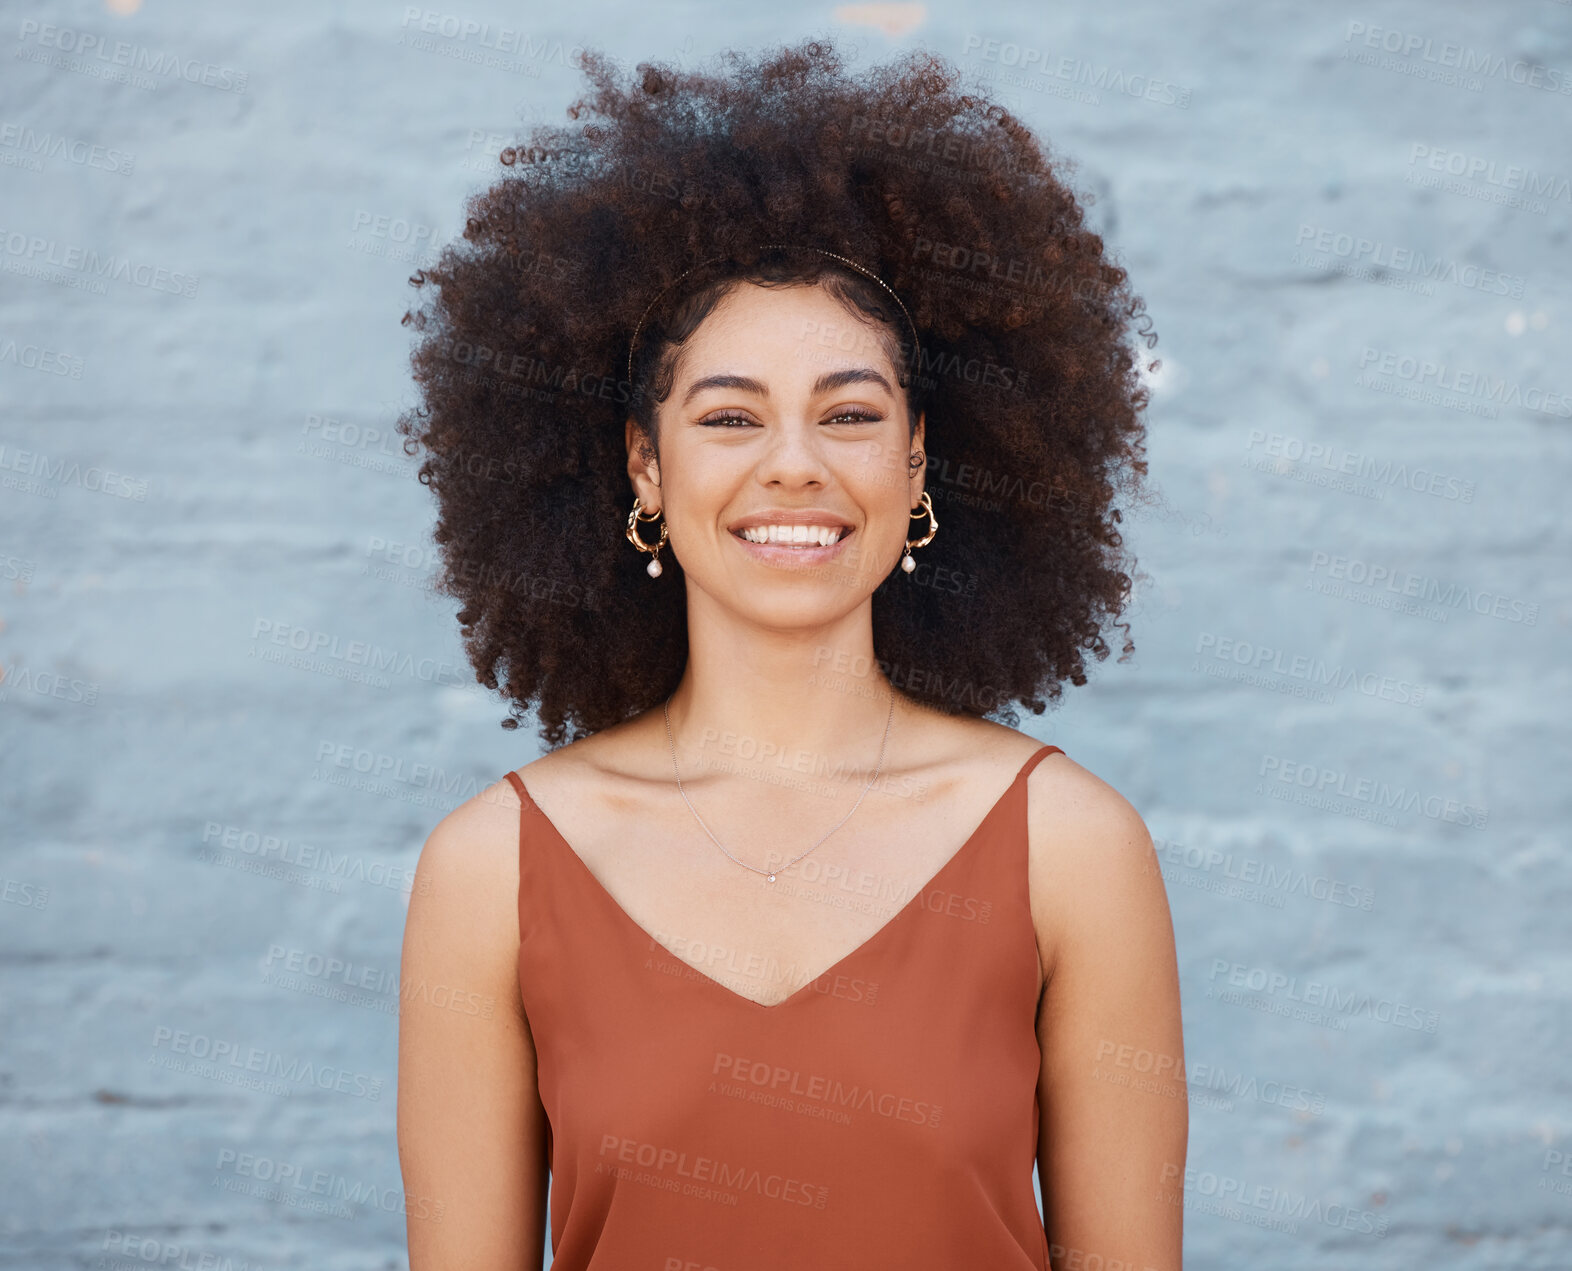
[681,366,894,405]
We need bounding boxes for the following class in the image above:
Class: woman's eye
[696,410,883,427]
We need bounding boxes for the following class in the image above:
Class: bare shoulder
[415,772,526,896]
[398,769,552,1259]
[498,720,645,813]
[404,772,530,1008]
[940,719,1142,854]
[1024,743,1149,844]
[906,712,1051,785]
[1022,747,1185,1267]
[1022,745,1170,982]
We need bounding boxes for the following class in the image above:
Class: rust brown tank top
[501,742,1063,1269]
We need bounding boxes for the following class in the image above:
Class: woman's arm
[398,778,550,1268]
[1028,756,1188,1271]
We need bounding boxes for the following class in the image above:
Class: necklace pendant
[766,873,776,884]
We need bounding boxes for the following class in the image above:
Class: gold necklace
[661,685,896,883]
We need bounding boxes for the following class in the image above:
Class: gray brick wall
[2,1,1567,1267]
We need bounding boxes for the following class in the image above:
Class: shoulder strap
[1010,744,1064,952]
[500,770,537,856]
[1020,743,1063,782]
[501,771,538,949]
[501,769,537,841]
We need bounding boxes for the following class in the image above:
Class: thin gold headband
[625,243,922,395]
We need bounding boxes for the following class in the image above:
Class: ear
[625,417,661,512]
[909,410,926,506]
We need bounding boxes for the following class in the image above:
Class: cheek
[842,439,905,493]
[839,447,911,518]
[656,472,739,552]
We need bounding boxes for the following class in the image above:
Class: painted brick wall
[2,1,1567,1267]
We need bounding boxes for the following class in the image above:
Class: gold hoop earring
[901,491,937,574]
[626,496,669,578]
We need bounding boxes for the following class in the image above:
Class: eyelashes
[697,409,884,428]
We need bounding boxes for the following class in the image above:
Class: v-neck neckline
[511,744,1054,1012]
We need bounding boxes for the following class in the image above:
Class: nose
[752,415,833,488]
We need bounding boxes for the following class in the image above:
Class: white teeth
[738,524,846,546]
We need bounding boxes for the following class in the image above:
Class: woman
[396,38,1185,1271]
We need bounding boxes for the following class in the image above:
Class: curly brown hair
[398,37,1156,748]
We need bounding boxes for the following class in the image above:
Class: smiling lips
[735,523,848,546]
[728,514,856,561]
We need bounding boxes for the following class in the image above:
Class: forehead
[677,280,901,375]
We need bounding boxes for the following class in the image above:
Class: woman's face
[626,280,925,629]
